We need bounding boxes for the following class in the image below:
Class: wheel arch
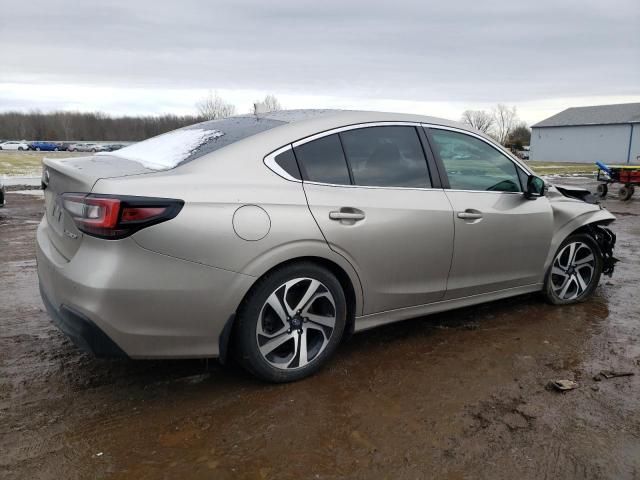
[544,209,615,273]
[218,255,363,364]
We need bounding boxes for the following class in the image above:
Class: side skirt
[354,283,543,332]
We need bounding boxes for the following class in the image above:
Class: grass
[0,151,85,176]
[525,161,596,176]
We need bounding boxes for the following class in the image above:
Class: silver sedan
[37,110,617,382]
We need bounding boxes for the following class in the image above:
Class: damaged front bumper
[588,224,618,277]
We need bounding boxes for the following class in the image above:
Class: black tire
[596,183,608,198]
[619,185,634,201]
[54,148,59,151]
[235,262,347,383]
[544,233,603,305]
[18,147,24,151]
[36,147,41,151]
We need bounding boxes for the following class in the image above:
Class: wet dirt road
[1,185,639,479]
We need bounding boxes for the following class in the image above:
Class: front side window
[429,129,522,192]
[294,134,351,185]
[339,126,430,188]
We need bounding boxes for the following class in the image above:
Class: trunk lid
[42,156,154,260]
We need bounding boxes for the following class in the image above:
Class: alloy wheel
[256,277,336,370]
[550,241,596,300]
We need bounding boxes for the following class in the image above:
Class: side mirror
[525,175,545,199]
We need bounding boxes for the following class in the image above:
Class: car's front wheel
[544,233,603,305]
[235,262,346,382]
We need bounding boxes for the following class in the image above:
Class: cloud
[1,0,638,123]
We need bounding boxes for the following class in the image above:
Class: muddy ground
[1,182,639,480]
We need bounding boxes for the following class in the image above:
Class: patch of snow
[96,128,223,170]
[12,190,44,196]
[1,176,41,187]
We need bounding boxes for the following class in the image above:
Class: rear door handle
[457,210,483,220]
[329,209,365,221]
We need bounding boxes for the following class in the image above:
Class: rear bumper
[40,283,128,358]
[37,217,255,358]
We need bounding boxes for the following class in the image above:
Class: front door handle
[457,210,483,220]
[329,208,365,221]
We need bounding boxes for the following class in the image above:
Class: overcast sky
[1,0,638,124]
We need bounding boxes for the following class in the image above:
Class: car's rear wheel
[235,262,346,382]
[544,233,603,305]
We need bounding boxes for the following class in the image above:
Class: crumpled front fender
[543,199,616,272]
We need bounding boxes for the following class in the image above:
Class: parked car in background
[68,143,109,153]
[29,141,60,152]
[37,110,617,383]
[54,142,72,151]
[0,140,30,151]
[104,144,126,152]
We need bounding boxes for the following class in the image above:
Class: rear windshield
[184,116,286,162]
[100,116,286,170]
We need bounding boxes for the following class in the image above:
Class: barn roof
[532,103,640,128]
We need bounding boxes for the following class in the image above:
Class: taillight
[61,193,183,239]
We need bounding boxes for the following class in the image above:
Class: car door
[297,124,454,315]
[425,126,553,299]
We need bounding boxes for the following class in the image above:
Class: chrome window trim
[303,180,441,192]
[445,189,523,195]
[263,144,301,182]
[421,123,534,175]
[291,121,422,148]
[264,121,536,190]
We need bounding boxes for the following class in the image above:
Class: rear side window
[273,148,301,180]
[340,126,430,188]
[294,134,351,185]
[429,129,522,192]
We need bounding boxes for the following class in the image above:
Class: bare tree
[252,94,282,114]
[460,110,494,134]
[492,104,518,145]
[195,91,236,120]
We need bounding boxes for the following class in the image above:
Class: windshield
[98,116,286,170]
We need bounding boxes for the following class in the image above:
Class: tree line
[0,95,529,147]
[0,93,284,142]
[0,111,205,142]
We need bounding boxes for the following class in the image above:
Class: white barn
[530,103,640,165]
